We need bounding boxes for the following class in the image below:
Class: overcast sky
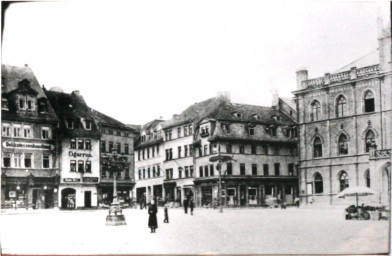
[2,1,390,125]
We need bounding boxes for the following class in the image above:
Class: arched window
[338,134,348,155]
[311,100,321,121]
[313,137,323,158]
[314,173,323,194]
[363,90,375,113]
[339,171,349,192]
[364,169,370,188]
[336,95,347,117]
[365,130,375,153]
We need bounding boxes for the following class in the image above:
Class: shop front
[59,183,98,209]
[98,183,133,207]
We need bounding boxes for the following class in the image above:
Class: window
[23,126,32,138]
[338,134,348,155]
[265,186,273,195]
[148,168,151,178]
[14,154,22,167]
[365,169,370,188]
[339,171,349,191]
[116,131,121,136]
[252,164,257,175]
[142,149,145,159]
[38,99,48,113]
[240,163,245,175]
[233,112,242,118]
[117,143,121,154]
[204,145,208,156]
[85,139,91,150]
[138,169,141,180]
[152,166,156,177]
[178,146,182,158]
[177,127,182,138]
[226,144,232,153]
[101,141,106,152]
[185,166,189,178]
[70,139,76,149]
[190,166,194,177]
[239,145,245,154]
[222,124,231,134]
[78,139,84,149]
[78,160,84,172]
[365,130,375,153]
[210,164,214,176]
[199,166,203,177]
[143,169,146,179]
[273,146,279,156]
[13,126,21,137]
[249,127,255,135]
[263,164,269,176]
[178,167,182,178]
[165,149,169,161]
[40,127,50,139]
[85,120,92,130]
[24,153,32,168]
[157,145,160,155]
[189,125,193,135]
[43,155,50,168]
[19,97,26,109]
[227,163,232,175]
[66,119,74,129]
[251,144,256,154]
[336,95,347,117]
[314,173,323,194]
[157,165,161,176]
[2,98,8,110]
[363,90,375,113]
[152,146,155,157]
[85,161,91,173]
[2,124,11,137]
[70,160,76,172]
[313,137,323,158]
[109,142,114,152]
[3,153,11,167]
[262,144,268,154]
[189,145,193,156]
[184,126,188,136]
[311,100,321,121]
[125,144,129,154]
[274,163,280,176]
[252,114,260,120]
[184,145,188,157]
[288,163,294,176]
[27,98,34,110]
[109,129,113,135]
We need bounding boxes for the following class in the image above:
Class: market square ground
[1,207,389,255]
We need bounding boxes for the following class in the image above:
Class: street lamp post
[104,145,128,226]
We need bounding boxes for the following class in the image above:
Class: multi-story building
[193,96,298,207]
[46,89,101,209]
[293,18,391,206]
[133,119,166,205]
[91,109,138,205]
[1,64,60,209]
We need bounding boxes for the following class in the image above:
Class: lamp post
[103,145,128,226]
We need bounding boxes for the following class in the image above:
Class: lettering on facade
[82,177,99,182]
[68,151,93,158]
[63,178,81,182]
[3,141,54,150]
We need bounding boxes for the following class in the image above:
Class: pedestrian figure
[163,205,169,223]
[183,198,189,214]
[189,196,194,215]
[148,199,158,233]
[139,198,143,210]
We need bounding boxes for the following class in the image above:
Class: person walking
[189,196,194,215]
[183,197,188,214]
[148,199,158,233]
[163,204,169,223]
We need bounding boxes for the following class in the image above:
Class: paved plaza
[1,207,389,255]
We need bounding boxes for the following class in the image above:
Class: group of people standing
[147,194,195,233]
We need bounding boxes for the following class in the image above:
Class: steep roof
[279,97,296,110]
[90,108,137,132]
[334,50,378,73]
[1,64,58,123]
[127,124,142,132]
[142,119,165,132]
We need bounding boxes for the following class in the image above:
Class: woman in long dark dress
[148,200,158,233]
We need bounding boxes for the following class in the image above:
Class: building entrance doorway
[44,189,53,209]
[84,191,92,208]
[61,188,76,209]
[240,186,246,206]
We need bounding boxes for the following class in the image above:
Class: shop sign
[82,177,99,183]
[69,151,93,158]
[3,141,54,150]
[9,191,16,197]
[63,178,81,182]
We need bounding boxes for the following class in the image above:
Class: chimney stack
[296,68,308,90]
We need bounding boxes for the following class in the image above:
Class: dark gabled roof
[1,64,58,123]
[141,119,165,132]
[90,108,138,133]
[127,124,142,132]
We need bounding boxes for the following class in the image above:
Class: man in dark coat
[183,197,188,214]
[148,199,158,233]
[189,196,194,215]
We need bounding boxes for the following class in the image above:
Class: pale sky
[2,0,390,125]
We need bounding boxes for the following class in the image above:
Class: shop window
[310,100,321,121]
[78,139,84,149]
[339,171,349,192]
[313,137,323,158]
[43,155,50,169]
[199,166,203,177]
[78,160,84,173]
[285,186,292,195]
[336,95,347,117]
[85,161,91,173]
[24,153,32,168]
[338,134,348,155]
[210,164,214,176]
[2,98,8,110]
[252,164,257,175]
[3,153,11,167]
[125,144,129,155]
[263,164,269,176]
[314,173,323,194]
[251,144,256,154]
[365,169,370,188]
[204,165,209,177]
[70,139,76,149]
[239,145,245,154]
[101,141,106,153]
[274,163,280,176]
[226,163,232,175]
[70,160,76,172]
[265,186,273,195]
[363,90,375,113]
[365,130,375,153]
[240,163,245,175]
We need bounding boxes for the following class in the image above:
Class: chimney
[216,91,231,103]
[296,68,308,90]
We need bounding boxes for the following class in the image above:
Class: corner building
[46,89,101,209]
[293,19,391,206]
[1,65,60,209]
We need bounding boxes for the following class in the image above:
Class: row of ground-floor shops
[135,176,299,207]
[1,176,134,209]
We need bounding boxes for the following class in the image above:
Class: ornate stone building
[293,18,391,206]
